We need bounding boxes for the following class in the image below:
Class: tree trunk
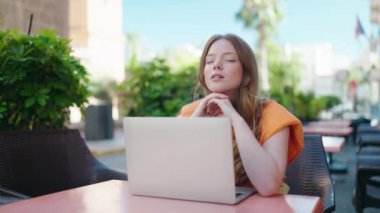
[258,22,270,92]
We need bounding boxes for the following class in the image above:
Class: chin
[208,87,225,94]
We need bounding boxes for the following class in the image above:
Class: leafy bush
[0,29,90,130]
[318,95,341,110]
[268,43,301,94]
[267,43,342,121]
[293,92,319,121]
[89,80,115,102]
[271,89,341,121]
[117,57,197,116]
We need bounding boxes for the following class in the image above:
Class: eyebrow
[206,52,238,57]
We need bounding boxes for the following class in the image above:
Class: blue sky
[123,0,370,60]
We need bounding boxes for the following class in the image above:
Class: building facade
[0,0,69,36]
[0,0,125,82]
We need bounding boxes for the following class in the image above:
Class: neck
[222,90,239,106]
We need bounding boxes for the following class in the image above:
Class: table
[0,180,323,213]
[303,126,353,136]
[322,136,347,173]
[303,126,352,173]
[307,120,351,128]
[322,136,345,153]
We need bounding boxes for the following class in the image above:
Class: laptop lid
[123,117,239,204]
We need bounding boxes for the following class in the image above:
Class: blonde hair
[195,34,263,138]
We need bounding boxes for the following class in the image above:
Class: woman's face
[204,39,243,99]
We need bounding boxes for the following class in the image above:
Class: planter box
[85,103,114,140]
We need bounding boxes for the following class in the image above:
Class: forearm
[232,116,285,196]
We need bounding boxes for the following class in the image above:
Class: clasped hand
[191,93,239,121]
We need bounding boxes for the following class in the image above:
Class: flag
[355,16,366,39]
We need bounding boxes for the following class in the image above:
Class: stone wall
[0,0,69,37]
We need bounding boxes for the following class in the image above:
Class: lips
[211,74,224,80]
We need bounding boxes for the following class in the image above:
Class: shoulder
[261,99,297,122]
[179,100,201,117]
[259,99,301,133]
[259,99,304,164]
[262,99,287,113]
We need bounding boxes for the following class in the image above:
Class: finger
[213,108,222,116]
[208,98,229,113]
[206,102,220,115]
[203,93,229,104]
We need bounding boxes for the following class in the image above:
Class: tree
[236,0,284,92]
[268,43,301,93]
[267,42,301,112]
[126,33,139,72]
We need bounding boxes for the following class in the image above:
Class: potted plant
[0,29,127,200]
[0,29,89,130]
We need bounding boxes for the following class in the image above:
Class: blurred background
[2,1,380,212]
[1,0,379,124]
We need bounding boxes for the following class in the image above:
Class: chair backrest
[285,134,335,213]
[0,129,127,197]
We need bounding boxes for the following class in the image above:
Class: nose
[213,62,223,71]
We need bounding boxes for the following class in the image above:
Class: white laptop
[123,117,255,204]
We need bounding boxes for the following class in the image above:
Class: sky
[123,0,371,61]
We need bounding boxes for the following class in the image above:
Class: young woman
[179,34,303,196]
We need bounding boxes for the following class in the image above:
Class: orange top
[179,99,304,164]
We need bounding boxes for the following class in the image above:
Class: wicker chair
[0,186,30,206]
[0,129,127,205]
[285,134,335,213]
[352,155,380,212]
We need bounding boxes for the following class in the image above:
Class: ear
[243,76,250,86]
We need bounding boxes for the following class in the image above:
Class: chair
[352,155,380,212]
[0,129,127,205]
[353,135,380,211]
[0,186,30,206]
[357,133,380,147]
[357,123,380,135]
[285,134,335,213]
[350,117,370,143]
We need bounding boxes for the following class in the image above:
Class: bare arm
[232,116,289,196]
[197,95,289,196]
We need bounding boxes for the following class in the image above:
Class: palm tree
[236,0,284,92]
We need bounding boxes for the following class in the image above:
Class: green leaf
[15,113,22,125]
[20,89,32,96]
[25,97,36,108]
[8,113,16,124]
[40,88,50,94]
[0,106,5,119]
[11,45,24,56]
[37,95,48,106]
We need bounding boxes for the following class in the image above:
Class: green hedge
[117,58,197,116]
[270,90,341,121]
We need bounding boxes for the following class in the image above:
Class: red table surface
[306,120,351,128]
[303,126,352,136]
[0,180,323,213]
